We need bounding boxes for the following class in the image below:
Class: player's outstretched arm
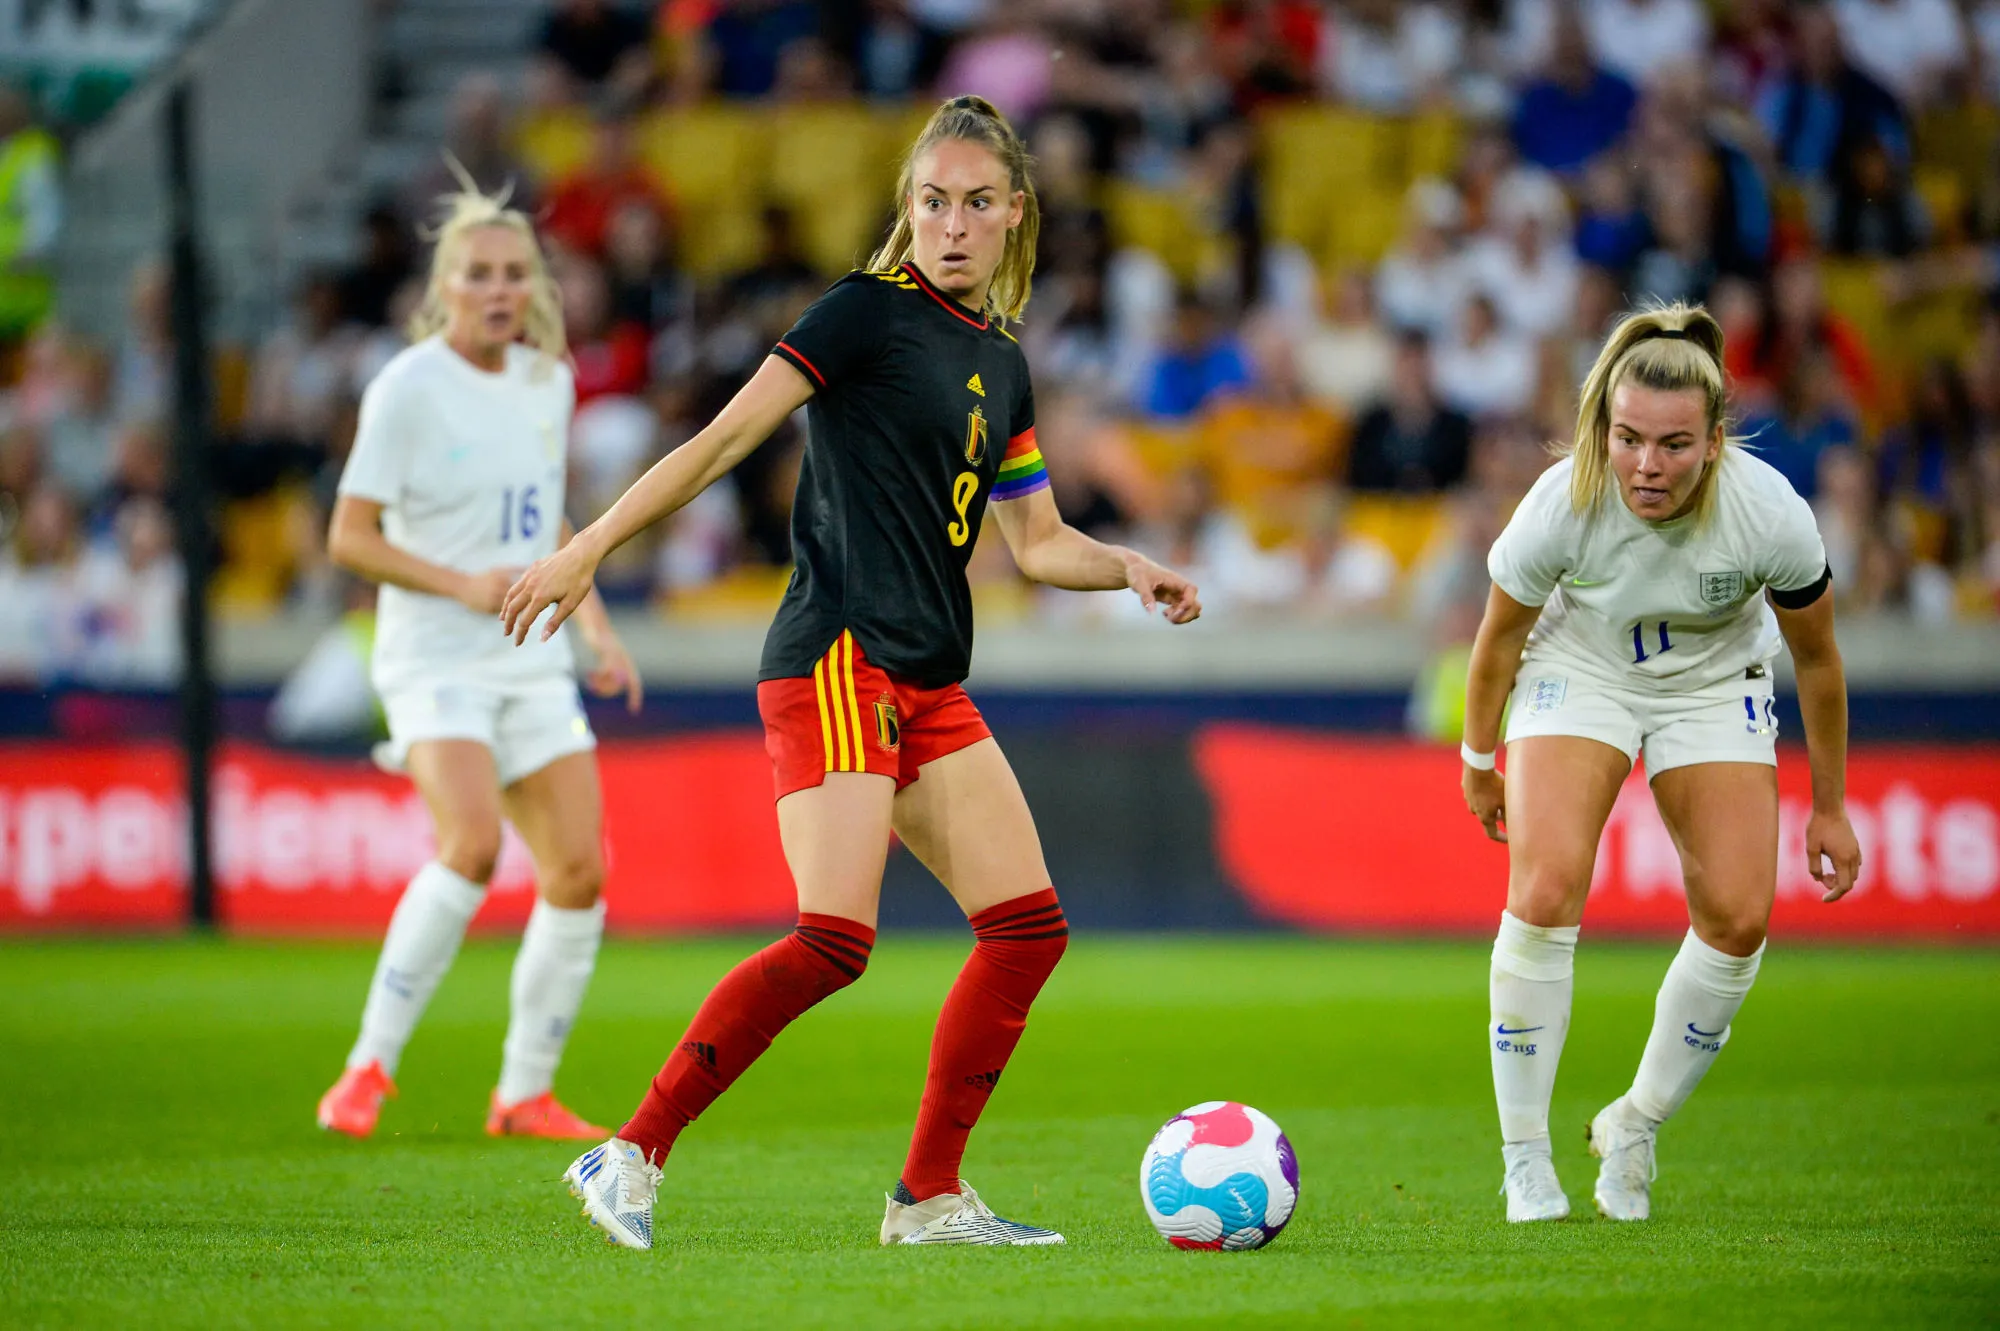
[502,356,815,643]
[1773,584,1861,902]
[991,486,1201,624]
[1460,583,1541,843]
[328,496,515,612]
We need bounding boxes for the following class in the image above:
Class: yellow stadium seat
[767,103,903,276]
[1817,258,1895,367]
[658,564,792,621]
[1341,493,1447,570]
[638,105,770,278]
[1120,422,1200,480]
[214,486,314,615]
[513,107,595,186]
[1105,180,1215,283]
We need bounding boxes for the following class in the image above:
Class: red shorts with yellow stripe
[755,630,993,801]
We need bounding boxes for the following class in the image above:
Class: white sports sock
[1626,929,1763,1126]
[348,861,487,1076]
[1490,910,1578,1145]
[496,898,606,1106]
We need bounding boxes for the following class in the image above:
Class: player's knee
[971,892,1068,976]
[1695,912,1768,958]
[1506,864,1587,928]
[538,846,605,909]
[436,824,503,885]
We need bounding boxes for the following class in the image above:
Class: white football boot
[1500,1139,1571,1222]
[1588,1096,1658,1221]
[564,1138,662,1251]
[880,1180,1065,1246]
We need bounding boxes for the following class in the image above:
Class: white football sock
[496,898,606,1106]
[1490,910,1578,1145]
[347,861,487,1076]
[1626,929,1763,1126]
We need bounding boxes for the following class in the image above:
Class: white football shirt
[1487,450,1827,692]
[338,337,576,692]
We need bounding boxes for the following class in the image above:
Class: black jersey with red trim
[762,263,1046,688]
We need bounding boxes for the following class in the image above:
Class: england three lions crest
[1700,571,1744,606]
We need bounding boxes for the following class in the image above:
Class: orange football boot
[486,1090,609,1140]
[317,1061,397,1138]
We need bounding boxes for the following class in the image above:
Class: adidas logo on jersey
[967,373,985,397]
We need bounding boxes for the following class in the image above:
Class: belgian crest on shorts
[1699,571,1744,606]
[964,404,989,465]
[875,697,901,751]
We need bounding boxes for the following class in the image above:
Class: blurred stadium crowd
[5,0,2000,688]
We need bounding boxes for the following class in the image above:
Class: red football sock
[620,913,874,1163]
[900,888,1068,1202]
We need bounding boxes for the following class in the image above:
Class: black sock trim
[796,925,872,967]
[795,932,864,979]
[973,899,1064,932]
[892,1180,918,1205]
[980,925,1070,943]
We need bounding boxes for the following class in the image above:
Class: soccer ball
[1140,1101,1299,1250]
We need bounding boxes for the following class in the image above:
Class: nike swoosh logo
[1495,1024,1545,1035]
[1687,1023,1725,1038]
[1567,578,1607,587]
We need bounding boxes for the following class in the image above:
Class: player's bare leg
[320,740,501,1137]
[881,738,1066,1245]
[1591,763,1778,1220]
[491,751,609,1138]
[1490,736,1629,1221]
[573,772,892,1250]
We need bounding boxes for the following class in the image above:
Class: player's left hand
[501,539,600,645]
[1806,807,1863,903]
[1127,554,1202,624]
[585,633,645,714]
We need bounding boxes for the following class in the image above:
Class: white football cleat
[564,1138,661,1251]
[1588,1097,1658,1221]
[1500,1139,1571,1222]
[880,1180,1065,1246]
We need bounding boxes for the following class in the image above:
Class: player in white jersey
[314,178,642,1142]
[1459,304,1863,1223]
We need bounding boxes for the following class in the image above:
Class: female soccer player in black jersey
[502,96,1202,1250]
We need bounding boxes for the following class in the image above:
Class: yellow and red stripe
[810,631,869,773]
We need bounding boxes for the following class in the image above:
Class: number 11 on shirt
[1631,619,1673,664]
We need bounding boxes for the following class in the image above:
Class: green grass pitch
[1,935,1995,1328]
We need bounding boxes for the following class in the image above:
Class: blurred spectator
[0,83,60,348]
[1375,179,1469,337]
[1630,166,1714,304]
[44,340,119,502]
[1878,359,1979,523]
[1298,267,1395,413]
[604,200,684,330]
[1204,0,1320,109]
[704,2,822,99]
[1711,0,1792,107]
[337,204,416,329]
[0,485,84,680]
[246,272,360,452]
[852,0,950,99]
[536,0,655,98]
[1740,349,1861,499]
[1431,293,1537,419]
[268,577,380,742]
[1137,292,1251,420]
[1830,0,1965,107]
[1197,312,1345,549]
[406,74,537,218]
[560,255,649,405]
[1509,8,1636,174]
[1581,0,1709,88]
[725,205,820,311]
[1349,332,1472,492]
[1819,131,1929,257]
[1463,169,1577,336]
[112,263,171,429]
[934,10,1055,121]
[1574,154,1650,275]
[1727,260,1881,420]
[73,496,182,685]
[540,111,672,257]
[1318,0,1463,113]
[1757,6,1908,186]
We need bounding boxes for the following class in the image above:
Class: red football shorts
[756,629,993,801]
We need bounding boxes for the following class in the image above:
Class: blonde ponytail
[1564,301,1733,524]
[407,158,567,374]
[869,94,1041,324]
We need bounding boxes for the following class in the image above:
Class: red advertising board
[0,739,796,932]
[1194,728,2000,937]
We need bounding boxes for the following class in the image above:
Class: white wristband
[1460,743,1497,771]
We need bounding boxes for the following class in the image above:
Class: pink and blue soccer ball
[1140,1101,1299,1250]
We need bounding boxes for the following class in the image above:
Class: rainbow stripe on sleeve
[992,427,1050,501]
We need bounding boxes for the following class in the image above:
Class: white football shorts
[1503,658,1779,774]
[375,675,596,787]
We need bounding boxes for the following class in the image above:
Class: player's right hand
[501,542,598,645]
[1463,764,1506,843]
[457,567,520,615]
